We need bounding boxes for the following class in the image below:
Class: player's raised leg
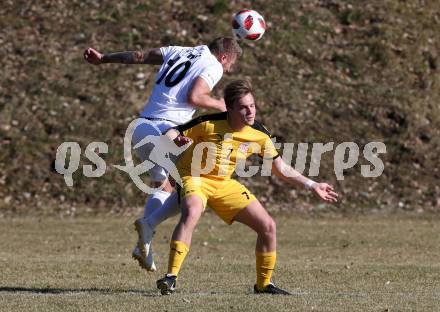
[233,200,291,295]
[134,179,180,272]
[132,120,180,271]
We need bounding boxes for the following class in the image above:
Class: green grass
[1,214,439,311]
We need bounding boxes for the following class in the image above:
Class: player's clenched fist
[84,47,104,65]
[173,135,193,147]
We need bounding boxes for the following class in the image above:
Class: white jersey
[140,45,223,125]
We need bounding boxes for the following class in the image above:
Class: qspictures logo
[54,118,386,194]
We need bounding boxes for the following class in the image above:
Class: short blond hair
[208,37,242,57]
[224,80,252,109]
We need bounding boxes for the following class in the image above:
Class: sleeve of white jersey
[159,46,181,60]
[198,63,223,90]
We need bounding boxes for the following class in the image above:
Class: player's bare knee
[260,217,276,237]
[180,206,201,228]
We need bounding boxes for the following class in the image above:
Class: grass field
[1,213,439,311]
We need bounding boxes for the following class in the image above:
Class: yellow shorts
[179,176,257,225]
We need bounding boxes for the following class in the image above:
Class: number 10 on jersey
[156,56,192,87]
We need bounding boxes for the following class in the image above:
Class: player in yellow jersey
[156,80,338,295]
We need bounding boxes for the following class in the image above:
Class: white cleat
[134,218,156,271]
[132,245,156,272]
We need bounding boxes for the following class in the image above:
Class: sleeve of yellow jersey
[258,135,280,160]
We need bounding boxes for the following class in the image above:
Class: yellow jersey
[175,112,279,180]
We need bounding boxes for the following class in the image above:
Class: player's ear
[220,54,228,64]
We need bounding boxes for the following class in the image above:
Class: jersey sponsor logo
[238,142,252,154]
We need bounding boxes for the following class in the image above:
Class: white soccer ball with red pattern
[232,10,266,41]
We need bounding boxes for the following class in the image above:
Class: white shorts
[132,118,178,182]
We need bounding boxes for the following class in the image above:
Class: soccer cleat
[156,275,177,295]
[254,283,292,295]
[131,246,156,272]
[134,217,155,270]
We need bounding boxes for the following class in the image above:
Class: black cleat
[157,275,177,295]
[254,283,292,295]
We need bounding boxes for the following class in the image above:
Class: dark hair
[224,80,252,109]
[208,37,242,57]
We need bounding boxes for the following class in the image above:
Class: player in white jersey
[84,37,242,271]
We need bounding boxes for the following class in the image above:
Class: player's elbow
[188,93,208,109]
[187,92,198,106]
[273,159,285,175]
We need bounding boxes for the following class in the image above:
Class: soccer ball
[232,10,266,41]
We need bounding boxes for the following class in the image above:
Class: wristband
[305,180,316,189]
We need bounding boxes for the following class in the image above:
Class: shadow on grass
[0,286,158,297]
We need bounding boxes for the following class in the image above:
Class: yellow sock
[256,251,276,290]
[167,240,189,276]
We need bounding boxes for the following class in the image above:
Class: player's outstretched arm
[187,78,226,112]
[272,157,338,203]
[84,47,163,65]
